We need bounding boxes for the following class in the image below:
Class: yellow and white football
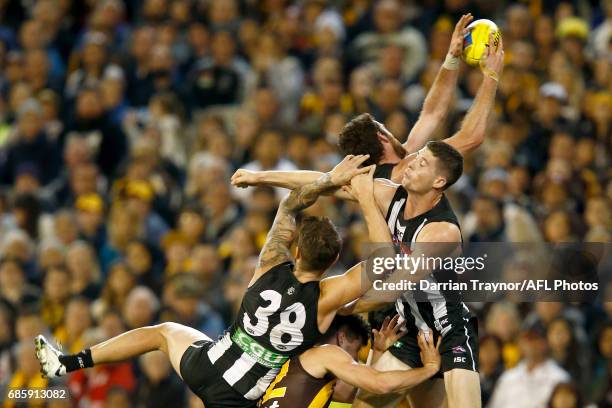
[462,19,501,67]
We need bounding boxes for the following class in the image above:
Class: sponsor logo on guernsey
[232,327,289,368]
[452,345,466,354]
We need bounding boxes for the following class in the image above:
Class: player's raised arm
[251,158,374,283]
[403,14,473,154]
[444,32,504,154]
[313,331,441,394]
[231,154,372,201]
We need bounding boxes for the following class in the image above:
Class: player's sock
[58,349,94,372]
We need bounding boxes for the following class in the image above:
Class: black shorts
[389,316,479,376]
[180,340,257,408]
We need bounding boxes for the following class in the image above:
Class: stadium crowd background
[0,0,610,407]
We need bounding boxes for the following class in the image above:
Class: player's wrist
[479,62,500,82]
[442,53,460,70]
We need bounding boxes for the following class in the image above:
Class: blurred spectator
[0,98,60,186]
[61,87,128,178]
[488,326,570,408]
[479,334,505,406]
[40,265,71,330]
[65,241,101,300]
[5,341,48,408]
[135,351,186,408]
[163,273,224,339]
[547,382,583,408]
[350,0,426,81]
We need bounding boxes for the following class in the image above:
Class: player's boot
[34,335,67,378]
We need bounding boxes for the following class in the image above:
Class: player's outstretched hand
[231,169,259,188]
[480,32,504,80]
[373,314,407,352]
[418,331,442,372]
[328,154,372,186]
[344,164,376,202]
[448,13,474,57]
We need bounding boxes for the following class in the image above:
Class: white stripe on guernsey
[223,352,258,386]
[387,198,406,234]
[244,367,279,400]
[207,333,232,364]
[409,218,428,251]
[404,296,431,333]
[463,318,476,371]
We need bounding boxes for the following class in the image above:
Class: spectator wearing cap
[65,31,111,99]
[557,17,590,77]
[521,82,571,174]
[488,324,570,408]
[61,86,128,179]
[0,98,60,186]
[75,193,107,252]
[120,180,169,248]
[100,65,128,126]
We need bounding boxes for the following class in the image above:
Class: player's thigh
[352,351,410,408]
[443,368,481,408]
[404,377,447,408]
[157,322,211,379]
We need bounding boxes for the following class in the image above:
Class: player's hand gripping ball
[462,19,501,67]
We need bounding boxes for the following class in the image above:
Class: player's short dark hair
[323,315,370,346]
[338,113,382,166]
[296,216,341,271]
[426,141,463,190]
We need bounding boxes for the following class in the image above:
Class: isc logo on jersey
[233,327,289,368]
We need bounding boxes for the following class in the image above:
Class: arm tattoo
[283,173,336,213]
[256,173,335,271]
[257,206,296,270]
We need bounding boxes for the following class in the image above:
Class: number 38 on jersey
[243,290,306,351]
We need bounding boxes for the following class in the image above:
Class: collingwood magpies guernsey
[384,186,473,349]
[206,262,323,401]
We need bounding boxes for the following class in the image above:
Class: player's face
[401,147,445,193]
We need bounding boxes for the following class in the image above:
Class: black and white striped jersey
[384,186,473,341]
[206,262,322,401]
